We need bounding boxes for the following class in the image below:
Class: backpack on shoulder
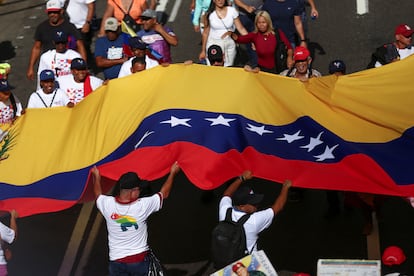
[367,43,399,68]
[211,208,251,269]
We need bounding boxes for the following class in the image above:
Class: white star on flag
[205,115,236,126]
[160,116,191,127]
[276,130,304,143]
[246,124,273,136]
[301,132,324,152]
[314,144,338,161]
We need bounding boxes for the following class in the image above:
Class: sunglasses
[47,11,60,15]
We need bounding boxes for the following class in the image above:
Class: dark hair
[111,178,153,197]
[132,56,146,66]
[205,0,229,28]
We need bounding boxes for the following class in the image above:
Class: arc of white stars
[205,115,236,126]
[314,144,338,161]
[160,116,191,127]
[276,130,304,143]
[134,130,154,149]
[246,123,273,136]
[301,131,324,152]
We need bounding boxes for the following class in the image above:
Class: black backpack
[367,43,399,69]
[274,29,288,74]
[211,208,251,269]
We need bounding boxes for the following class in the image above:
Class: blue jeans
[109,258,150,276]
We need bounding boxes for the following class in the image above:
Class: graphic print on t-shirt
[65,88,84,104]
[0,105,14,124]
[52,58,73,77]
[111,213,138,231]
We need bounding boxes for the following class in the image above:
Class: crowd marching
[0,0,414,275]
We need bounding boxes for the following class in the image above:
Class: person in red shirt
[231,10,293,73]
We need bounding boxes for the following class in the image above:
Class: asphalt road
[1,0,414,275]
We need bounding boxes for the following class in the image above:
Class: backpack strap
[225,208,251,225]
[112,0,134,14]
[236,212,251,225]
[274,28,281,43]
[9,93,17,118]
[225,208,233,222]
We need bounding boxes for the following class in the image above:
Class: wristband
[239,175,245,182]
[301,39,306,42]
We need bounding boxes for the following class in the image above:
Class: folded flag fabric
[1,58,414,217]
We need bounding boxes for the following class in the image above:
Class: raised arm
[9,210,18,241]
[153,24,178,46]
[91,166,102,199]
[159,161,181,199]
[223,170,252,197]
[271,180,291,214]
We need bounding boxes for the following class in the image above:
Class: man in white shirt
[28,69,73,108]
[91,162,180,275]
[65,0,96,62]
[368,24,414,68]
[37,30,81,90]
[58,57,103,104]
[214,170,291,269]
[118,37,159,78]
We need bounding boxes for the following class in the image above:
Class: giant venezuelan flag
[1,58,414,217]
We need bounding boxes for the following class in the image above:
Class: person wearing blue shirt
[94,17,128,80]
[262,0,306,48]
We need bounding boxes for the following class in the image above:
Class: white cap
[46,0,63,12]
[104,17,119,31]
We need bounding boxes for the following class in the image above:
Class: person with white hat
[94,17,129,80]
[26,0,86,81]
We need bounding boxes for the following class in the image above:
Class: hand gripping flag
[1,58,414,217]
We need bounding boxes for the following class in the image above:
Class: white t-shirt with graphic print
[58,74,103,104]
[0,95,23,124]
[96,193,163,261]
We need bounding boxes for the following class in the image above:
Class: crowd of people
[1,0,413,124]
[1,0,414,275]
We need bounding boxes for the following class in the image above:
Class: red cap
[232,262,244,272]
[382,246,406,266]
[293,46,310,61]
[395,24,414,37]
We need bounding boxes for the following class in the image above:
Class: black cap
[53,31,68,43]
[0,79,12,92]
[232,185,264,206]
[70,58,87,70]
[207,44,223,63]
[328,59,346,74]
